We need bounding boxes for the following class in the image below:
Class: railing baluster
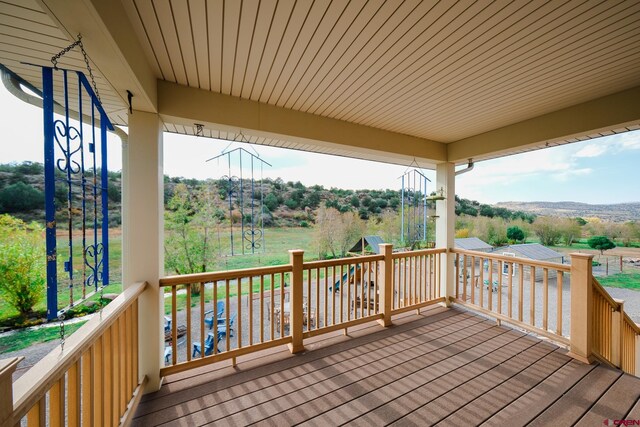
[497,261,503,315]
[479,257,485,309]
[507,263,513,319]
[186,284,192,362]
[518,263,524,322]
[270,274,275,341]
[82,349,92,426]
[260,275,264,343]
[470,256,475,305]
[103,324,112,425]
[68,360,81,427]
[280,272,285,336]
[93,337,103,424]
[171,287,177,365]
[249,276,253,345]
[237,277,242,349]
[543,269,549,331]
[226,279,231,352]
[26,396,45,426]
[557,272,563,336]
[530,266,536,327]
[119,313,126,413]
[488,259,493,311]
[307,269,311,330]
[213,280,219,355]
[49,377,65,427]
[199,282,205,359]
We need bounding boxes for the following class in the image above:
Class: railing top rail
[160,265,293,286]
[303,254,384,269]
[592,278,621,309]
[391,248,446,259]
[12,281,147,421]
[450,248,571,272]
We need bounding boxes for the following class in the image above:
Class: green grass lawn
[597,272,640,291]
[0,321,86,353]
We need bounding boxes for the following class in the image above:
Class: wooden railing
[450,249,571,345]
[2,281,147,426]
[160,264,294,376]
[592,277,640,375]
[161,245,445,375]
[391,248,446,313]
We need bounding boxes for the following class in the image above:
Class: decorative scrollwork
[243,229,263,251]
[53,119,82,175]
[84,243,104,289]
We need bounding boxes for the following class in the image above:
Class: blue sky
[1,82,638,205]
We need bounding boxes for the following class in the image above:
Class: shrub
[0,182,44,212]
[0,215,45,318]
[587,236,616,255]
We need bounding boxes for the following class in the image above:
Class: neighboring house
[492,243,565,281]
[454,237,493,252]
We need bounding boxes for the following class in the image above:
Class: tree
[164,183,222,277]
[506,226,525,243]
[314,206,341,258]
[558,218,582,246]
[0,182,44,212]
[264,193,279,211]
[336,211,366,256]
[533,217,562,246]
[0,215,45,318]
[587,236,616,255]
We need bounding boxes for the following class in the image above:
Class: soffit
[0,0,129,124]
[124,0,640,145]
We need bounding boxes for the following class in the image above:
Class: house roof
[454,237,492,251]
[0,1,639,167]
[493,243,564,261]
[349,236,385,255]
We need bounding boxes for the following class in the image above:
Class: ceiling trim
[448,84,640,163]
[157,79,448,167]
[38,0,158,113]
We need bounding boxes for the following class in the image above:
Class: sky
[1,81,639,205]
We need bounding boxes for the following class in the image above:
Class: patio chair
[204,301,225,329]
[192,332,217,357]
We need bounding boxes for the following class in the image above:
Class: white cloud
[574,144,607,158]
[552,168,593,182]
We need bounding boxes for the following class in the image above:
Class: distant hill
[496,201,640,222]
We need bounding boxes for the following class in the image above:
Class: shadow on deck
[134,306,640,426]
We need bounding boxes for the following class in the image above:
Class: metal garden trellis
[41,65,113,321]
[206,147,271,256]
[400,168,431,246]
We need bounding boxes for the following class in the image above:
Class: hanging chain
[51,34,101,103]
[58,311,66,351]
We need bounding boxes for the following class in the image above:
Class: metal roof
[454,237,493,251]
[493,243,563,261]
[349,236,385,255]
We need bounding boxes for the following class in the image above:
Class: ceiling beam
[39,0,157,112]
[158,80,447,167]
[447,85,640,163]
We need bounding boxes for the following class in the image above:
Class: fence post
[612,299,623,368]
[288,250,305,354]
[378,244,394,327]
[569,253,595,364]
[0,357,22,426]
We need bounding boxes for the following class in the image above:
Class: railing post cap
[288,249,305,255]
[570,252,594,260]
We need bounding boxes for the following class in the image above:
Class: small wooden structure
[349,236,385,255]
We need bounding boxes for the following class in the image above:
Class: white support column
[435,162,455,305]
[122,111,164,392]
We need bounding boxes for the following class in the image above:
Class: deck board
[133,306,640,427]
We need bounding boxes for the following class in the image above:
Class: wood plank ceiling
[123,0,640,144]
[1,0,640,161]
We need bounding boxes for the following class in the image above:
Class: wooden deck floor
[134,306,640,426]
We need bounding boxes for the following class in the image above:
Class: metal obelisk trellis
[42,66,113,320]
[206,147,271,256]
[400,169,430,246]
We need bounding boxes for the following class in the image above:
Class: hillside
[496,201,640,222]
[0,161,533,226]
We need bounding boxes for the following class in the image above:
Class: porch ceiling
[1,0,640,166]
